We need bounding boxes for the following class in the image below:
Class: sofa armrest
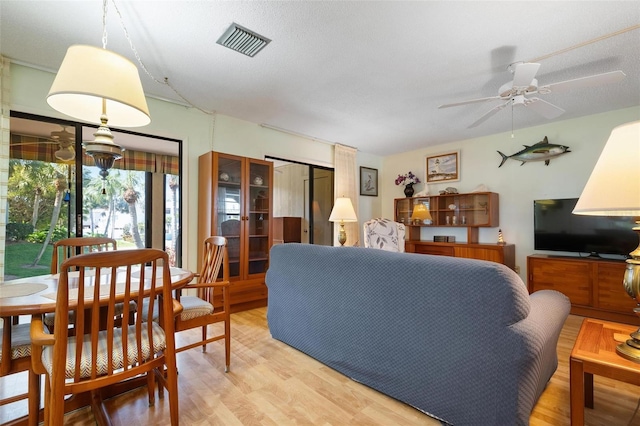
[508,289,570,422]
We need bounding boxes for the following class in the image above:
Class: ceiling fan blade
[512,62,540,88]
[10,141,58,146]
[438,95,502,109]
[525,97,565,119]
[468,100,511,128]
[539,70,626,94]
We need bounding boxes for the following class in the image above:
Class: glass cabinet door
[248,161,270,275]
[216,156,242,278]
[394,198,412,225]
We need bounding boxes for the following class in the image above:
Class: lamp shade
[574,121,640,216]
[329,197,358,222]
[47,45,150,128]
[411,203,432,221]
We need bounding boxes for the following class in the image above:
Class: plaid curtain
[10,134,179,174]
[119,149,155,172]
[159,155,179,175]
[10,134,60,162]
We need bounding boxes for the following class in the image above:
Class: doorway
[268,157,334,245]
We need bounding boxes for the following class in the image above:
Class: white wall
[382,106,640,278]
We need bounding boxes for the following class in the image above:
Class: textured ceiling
[1,1,639,156]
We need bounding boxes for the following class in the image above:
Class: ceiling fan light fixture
[440,61,625,128]
[54,146,75,162]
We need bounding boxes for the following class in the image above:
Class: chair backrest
[51,236,117,274]
[363,218,406,252]
[48,249,176,391]
[200,236,229,284]
[195,236,229,302]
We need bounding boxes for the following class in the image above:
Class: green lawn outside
[4,239,141,280]
[5,241,52,279]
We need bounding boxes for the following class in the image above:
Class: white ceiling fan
[12,126,76,162]
[438,62,626,128]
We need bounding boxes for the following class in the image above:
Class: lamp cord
[108,0,214,116]
[511,100,514,139]
[102,0,108,49]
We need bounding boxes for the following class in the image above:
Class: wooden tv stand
[406,241,515,270]
[527,254,637,324]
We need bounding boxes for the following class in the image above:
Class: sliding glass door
[269,156,334,245]
[6,112,182,280]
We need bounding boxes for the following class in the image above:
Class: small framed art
[426,151,460,183]
[360,166,378,196]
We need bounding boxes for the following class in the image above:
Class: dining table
[0,265,195,425]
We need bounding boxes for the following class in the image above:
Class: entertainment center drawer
[527,255,635,324]
[596,263,637,312]
[406,241,515,270]
[410,244,454,257]
[528,257,591,305]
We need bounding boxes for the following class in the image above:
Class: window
[5,112,182,279]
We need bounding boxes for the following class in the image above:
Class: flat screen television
[533,198,638,257]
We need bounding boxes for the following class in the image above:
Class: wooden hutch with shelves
[395,192,515,270]
[198,151,273,312]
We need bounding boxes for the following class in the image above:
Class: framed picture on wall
[426,151,460,183]
[360,166,378,196]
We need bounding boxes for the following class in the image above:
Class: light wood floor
[2,309,640,425]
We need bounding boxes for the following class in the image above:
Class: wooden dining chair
[30,249,181,425]
[174,236,231,370]
[50,236,117,274]
[0,317,40,426]
[46,236,126,329]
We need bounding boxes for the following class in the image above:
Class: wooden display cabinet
[395,192,499,243]
[198,151,273,312]
[396,192,511,269]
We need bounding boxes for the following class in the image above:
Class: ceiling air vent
[216,23,271,57]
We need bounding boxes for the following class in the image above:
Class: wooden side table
[570,318,640,425]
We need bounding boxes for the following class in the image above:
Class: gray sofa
[265,244,570,426]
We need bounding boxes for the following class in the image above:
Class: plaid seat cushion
[0,322,32,363]
[40,322,166,378]
[142,296,213,322]
[43,301,137,327]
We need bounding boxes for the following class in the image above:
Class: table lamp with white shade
[573,120,640,361]
[329,197,358,246]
